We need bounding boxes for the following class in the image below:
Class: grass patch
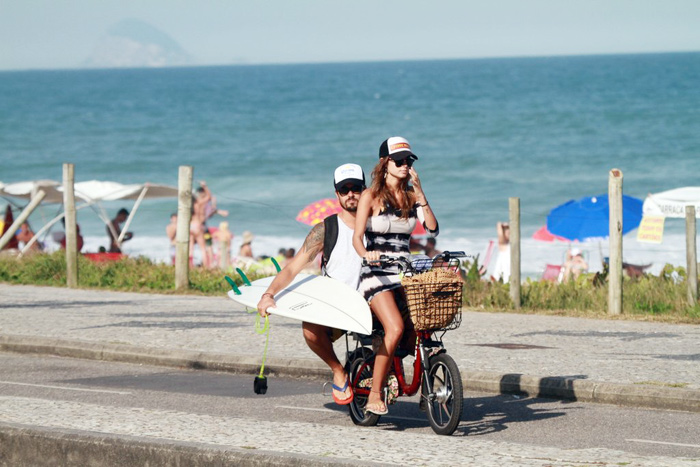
[0,251,266,295]
[459,257,699,324]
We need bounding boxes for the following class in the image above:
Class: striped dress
[358,203,438,303]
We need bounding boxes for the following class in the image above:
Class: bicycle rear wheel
[423,352,463,435]
[347,352,380,427]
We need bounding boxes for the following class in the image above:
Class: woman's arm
[353,191,375,261]
[410,167,438,232]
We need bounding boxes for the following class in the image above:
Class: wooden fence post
[175,166,193,290]
[63,163,78,288]
[509,197,521,309]
[686,206,698,306]
[608,169,623,315]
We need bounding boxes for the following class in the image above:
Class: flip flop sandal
[364,401,388,416]
[331,376,354,405]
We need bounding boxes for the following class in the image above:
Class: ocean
[1,52,699,277]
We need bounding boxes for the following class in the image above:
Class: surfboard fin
[224,276,241,295]
[236,268,252,286]
[271,257,281,273]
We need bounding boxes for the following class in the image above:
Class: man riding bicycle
[256,163,366,405]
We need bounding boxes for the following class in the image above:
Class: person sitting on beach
[491,221,510,282]
[562,247,588,282]
[107,208,132,253]
[239,231,254,258]
[60,220,84,253]
[16,222,43,252]
[353,136,439,416]
[257,163,367,406]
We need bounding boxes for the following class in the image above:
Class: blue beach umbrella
[546,194,643,242]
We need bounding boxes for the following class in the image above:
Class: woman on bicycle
[352,136,439,415]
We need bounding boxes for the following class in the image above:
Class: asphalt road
[1,353,699,462]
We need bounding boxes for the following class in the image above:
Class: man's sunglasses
[338,184,364,195]
[393,158,414,168]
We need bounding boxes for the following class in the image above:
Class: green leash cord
[248,308,270,394]
[225,274,270,394]
[253,311,270,378]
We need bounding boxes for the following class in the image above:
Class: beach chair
[541,264,563,282]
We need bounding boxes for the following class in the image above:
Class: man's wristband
[419,203,429,207]
[262,292,274,299]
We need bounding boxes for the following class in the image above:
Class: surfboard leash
[254,313,270,394]
[225,274,270,394]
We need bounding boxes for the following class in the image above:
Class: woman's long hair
[369,157,416,219]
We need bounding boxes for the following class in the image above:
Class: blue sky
[1,0,699,70]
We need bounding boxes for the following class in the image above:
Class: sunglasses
[392,158,414,168]
[338,184,364,195]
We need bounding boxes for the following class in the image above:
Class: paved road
[1,283,699,464]
[1,283,698,396]
[1,353,699,465]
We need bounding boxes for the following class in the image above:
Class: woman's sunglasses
[392,158,414,168]
[338,184,365,195]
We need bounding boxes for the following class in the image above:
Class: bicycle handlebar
[361,250,468,272]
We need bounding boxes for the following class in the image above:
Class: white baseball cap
[333,163,365,190]
[378,136,418,160]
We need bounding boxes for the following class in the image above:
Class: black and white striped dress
[358,203,438,303]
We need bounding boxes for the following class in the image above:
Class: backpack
[321,214,339,272]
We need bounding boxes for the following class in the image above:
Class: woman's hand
[364,251,381,263]
[410,167,426,201]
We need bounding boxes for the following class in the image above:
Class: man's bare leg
[302,322,351,401]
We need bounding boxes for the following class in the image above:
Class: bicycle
[344,251,467,436]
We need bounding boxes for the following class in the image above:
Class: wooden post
[509,197,521,309]
[63,163,78,288]
[608,169,623,315]
[0,190,47,250]
[175,166,193,290]
[686,206,698,306]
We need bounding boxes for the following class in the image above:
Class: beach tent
[71,181,178,247]
[0,179,64,204]
[0,180,178,255]
[642,187,700,218]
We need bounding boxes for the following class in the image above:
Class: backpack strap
[321,214,339,273]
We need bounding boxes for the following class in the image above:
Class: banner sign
[636,215,665,244]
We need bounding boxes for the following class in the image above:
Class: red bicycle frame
[352,330,433,398]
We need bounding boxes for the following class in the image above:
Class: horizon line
[1,49,699,73]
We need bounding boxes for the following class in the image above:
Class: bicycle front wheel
[423,352,463,435]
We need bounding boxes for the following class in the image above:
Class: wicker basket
[401,268,463,331]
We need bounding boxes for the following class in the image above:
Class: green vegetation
[1,252,698,323]
[0,251,265,295]
[460,258,700,323]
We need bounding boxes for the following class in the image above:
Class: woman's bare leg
[367,290,404,410]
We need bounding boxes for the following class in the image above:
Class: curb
[2,333,699,413]
[0,422,374,467]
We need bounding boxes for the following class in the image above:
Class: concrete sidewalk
[1,283,699,412]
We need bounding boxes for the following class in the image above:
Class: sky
[1,0,700,70]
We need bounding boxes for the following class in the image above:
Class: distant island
[84,18,192,69]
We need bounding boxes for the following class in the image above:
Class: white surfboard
[227,274,372,335]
